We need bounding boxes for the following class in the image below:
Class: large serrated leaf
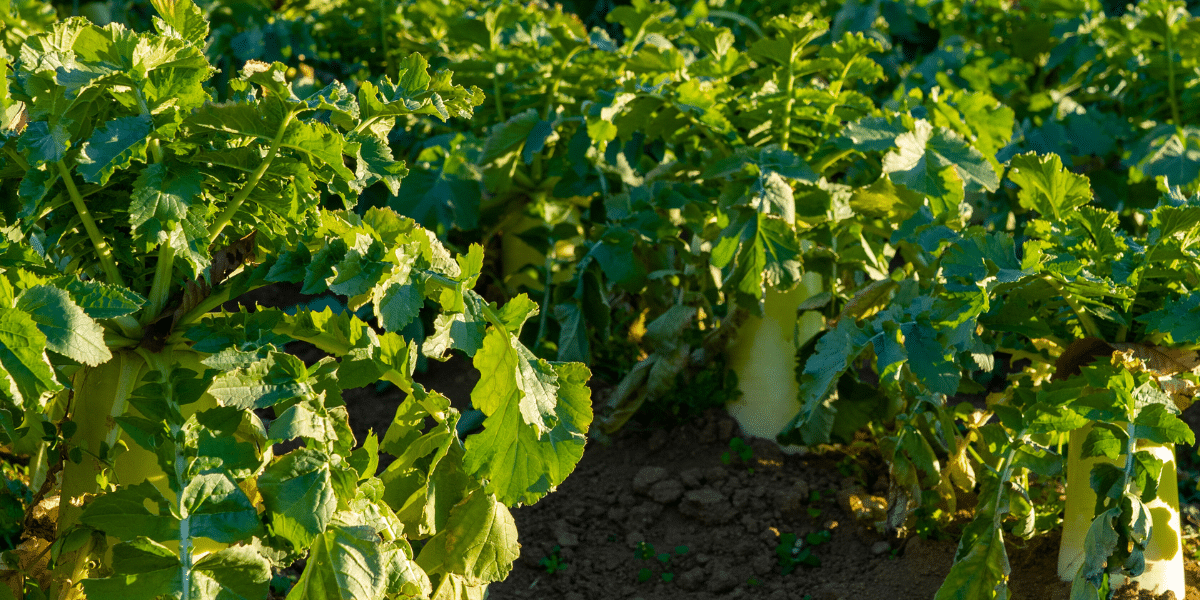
[150,0,210,46]
[81,539,183,600]
[208,353,310,409]
[60,278,146,319]
[288,521,429,600]
[76,114,153,184]
[414,489,518,586]
[1007,152,1092,220]
[181,472,261,544]
[258,448,336,550]
[192,546,271,600]
[16,285,110,366]
[464,345,589,505]
[883,120,999,198]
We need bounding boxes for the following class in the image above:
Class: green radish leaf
[1136,293,1200,344]
[1130,450,1164,504]
[785,319,869,445]
[187,101,284,139]
[259,448,336,550]
[208,352,311,409]
[1007,152,1092,221]
[1127,125,1200,186]
[148,0,209,46]
[1072,508,1121,596]
[347,131,407,195]
[900,321,960,396]
[1082,423,1126,460]
[481,109,541,165]
[79,482,177,541]
[414,488,518,586]
[59,278,145,319]
[81,538,183,600]
[17,121,72,165]
[710,212,801,308]
[279,120,355,182]
[129,161,209,275]
[288,521,429,600]
[181,471,261,544]
[16,285,110,366]
[553,303,590,364]
[375,281,423,332]
[191,546,272,600]
[933,519,1008,600]
[841,116,907,152]
[268,398,338,445]
[76,114,153,185]
[1132,403,1195,445]
[883,120,999,197]
[465,343,589,505]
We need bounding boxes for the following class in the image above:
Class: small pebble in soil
[648,479,684,504]
[632,466,668,494]
[679,488,731,524]
[552,519,579,547]
[751,554,774,576]
[871,541,892,555]
[679,467,705,488]
[706,466,728,482]
[677,567,707,591]
[706,567,739,593]
[628,501,663,525]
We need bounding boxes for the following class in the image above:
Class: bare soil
[476,406,1200,600]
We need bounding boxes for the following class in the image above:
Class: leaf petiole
[207,110,296,244]
[55,161,126,287]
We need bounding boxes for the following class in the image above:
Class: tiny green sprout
[777,530,826,574]
[539,545,568,574]
[675,545,689,555]
[657,552,671,564]
[806,507,822,518]
[661,572,675,583]
[637,567,653,583]
[635,541,655,560]
[731,437,753,461]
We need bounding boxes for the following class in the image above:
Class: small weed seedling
[805,489,832,519]
[540,545,568,574]
[777,530,831,574]
[634,541,689,583]
[720,437,755,473]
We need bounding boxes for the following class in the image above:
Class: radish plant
[788,152,1199,598]
[0,2,591,598]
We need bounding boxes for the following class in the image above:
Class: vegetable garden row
[1,0,1200,598]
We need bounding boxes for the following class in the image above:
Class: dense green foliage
[5,0,1200,597]
[0,1,590,599]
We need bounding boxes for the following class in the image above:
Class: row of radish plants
[2,0,1200,598]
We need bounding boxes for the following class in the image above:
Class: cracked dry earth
[472,408,1200,600]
